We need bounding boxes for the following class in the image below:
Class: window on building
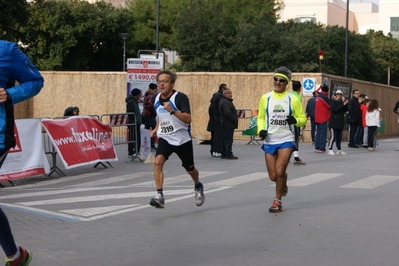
[391,17,399,32]
[295,17,316,23]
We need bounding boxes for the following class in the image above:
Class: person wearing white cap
[327,90,349,155]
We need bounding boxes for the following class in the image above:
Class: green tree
[172,0,279,71]
[0,0,29,41]
[366,30,399,86]
[20,0,133,71]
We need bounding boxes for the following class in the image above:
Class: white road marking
[69,172,152,187]
[132,171,225,186]
[1,187,230,222]
[18,189,195,206]
[339,175,399,189]
[59,205,140,217]
[205,172,265,186]
[286,173,344,187]
[10,172,103,189]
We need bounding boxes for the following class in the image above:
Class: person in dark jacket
[393,100,399,124]
[63,106,79,117]
[211,83,228,157]
[314,84,330,153]
[126,88,142,157]
[206,86,220,157]
[347,89,361,148]
[327,90,349,155]
[219,89,238,159]
[142,83,157,150]
[0,40,43,266]
[305,90,318,144]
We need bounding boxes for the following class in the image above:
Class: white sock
[9,246,20,262]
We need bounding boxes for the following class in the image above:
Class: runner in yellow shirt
[257,66,307,213]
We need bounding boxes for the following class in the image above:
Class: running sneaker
[269,199,283,213]
[149,193,165,208]
[194,183,205,206]
[336,150,347,155]
[293,159,306,165]
[283,184,288,197]
[327,150,335,156]
[4,247,32,266]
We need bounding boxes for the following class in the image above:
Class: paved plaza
[1,137,399,266]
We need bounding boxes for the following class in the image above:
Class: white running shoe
[327,150,335,156]
[337,150,347,155]
[194,183,205,206]
[150,193,165,208]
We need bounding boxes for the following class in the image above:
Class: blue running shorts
[261,141,295,155]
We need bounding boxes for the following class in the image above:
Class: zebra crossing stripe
[206,172,265,186]
[286,173,344,187]
[339,175,399,189]
[132,171,225,186]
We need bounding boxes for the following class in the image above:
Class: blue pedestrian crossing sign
[302,78,315,96]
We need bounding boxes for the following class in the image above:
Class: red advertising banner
[42,117,118,169]
[0,119,50,182]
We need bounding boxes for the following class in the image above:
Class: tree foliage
[3,0,399,86]
[19,0,134,71]
[0,0,29,41]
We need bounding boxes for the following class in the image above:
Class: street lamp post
[156,0,160,59]
[319,49,324,73]
[344,0,349,77]
[119,33,130,72]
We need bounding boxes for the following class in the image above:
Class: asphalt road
[1,137,399,266]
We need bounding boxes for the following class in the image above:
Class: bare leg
[153,154,166,189]
[187,168,199,184]
[265,148,292,200]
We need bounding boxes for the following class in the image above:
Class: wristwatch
[170,110,176,115]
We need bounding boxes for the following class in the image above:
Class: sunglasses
[273,77,286,83]
[336,93,342,95]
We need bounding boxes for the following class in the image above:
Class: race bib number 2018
[159,118,176,135]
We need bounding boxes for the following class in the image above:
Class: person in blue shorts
[257,66,307,213]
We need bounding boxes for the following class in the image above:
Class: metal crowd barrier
[234,109,253,133]
[100,112,142,162]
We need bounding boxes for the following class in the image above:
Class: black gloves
[286,116,297,125]
[259,130,268,140]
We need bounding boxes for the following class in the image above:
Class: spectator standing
[126,88,142,157]
[327,90,348,155]
[211,83,228,157]
[291,80,305,165]
[366,99,381,151]
[305,90,318,145]
[142,83,158,150]
[0,40,44,266]
[206,85,223,157]
[361,97,371,148]
[393,100,399,124]
[314,84,330,153]
[356,94,366,145]
[347,89,361,148]
[219,89,238,159]
[257,66,307,213]
[149,70,205,209]
[63,106,79,117]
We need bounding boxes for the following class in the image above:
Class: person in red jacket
[361,97,370,148]
[314,84,330,153]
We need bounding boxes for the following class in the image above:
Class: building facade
[279,0,399,37]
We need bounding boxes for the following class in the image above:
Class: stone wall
[14,71,399,141]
